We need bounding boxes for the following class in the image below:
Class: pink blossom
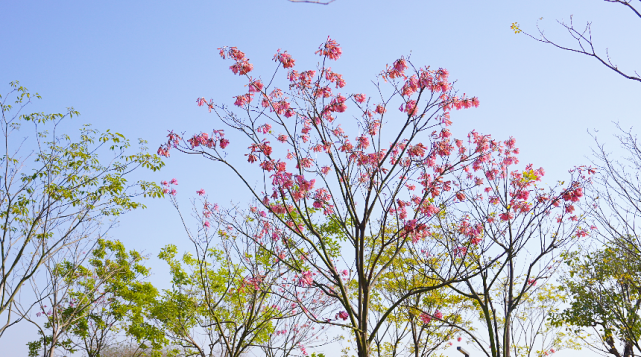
[419,313,432,324]
[387,58,408,79]
[336,311,349,320]
[453,246,467,257]
[257,124,272,134]
[528,278,537,286]
[499,212,514,221]
[576,229,588,238]
[170,178,178,185]
[229,59,253,75]
[356,135,370,150]
[469,237,482,245]
[353,94,366,103]
[316,37,342,60]
[157,147,169,157]
[248,79,264,93]
[562,187,583,202]
[394,58,408,72]
[274,50,296,68]
[433,309,443,320]
[515,190,530,200]
[400,100,418,116]
[204,221,211,228]
[197,189,206,196]
[299,271,314,287]
[234,93,253,107]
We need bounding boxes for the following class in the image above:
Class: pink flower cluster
[336,310,349,320]
[401,219,430,243]
[158,130,230,158]
[298,271,313,287]
[528,278,537,286]
[419,310,443,325]
[161,178,178,195]
[458,218,483,245]
[274,49,296,68]
[315,37,342,60]
[219,46,254,75]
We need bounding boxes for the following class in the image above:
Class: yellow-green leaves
[511,22,522,34]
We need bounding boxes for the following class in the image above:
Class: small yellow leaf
[510,22,522,34]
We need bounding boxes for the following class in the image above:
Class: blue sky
[1,0,640,355]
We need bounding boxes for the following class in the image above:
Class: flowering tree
[0,82,164,338]
[154,188,331,357]
[158,37,500,357]
[424,136,593,357]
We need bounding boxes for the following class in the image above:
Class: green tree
[509,284,578,357]
[0,81,164,337]
[552,243,641,357]
[370,250,472,357]
[153,238,283,357]
[24,239,164,357]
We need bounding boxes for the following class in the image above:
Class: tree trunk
[504,317,511,357]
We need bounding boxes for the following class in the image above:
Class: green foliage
[26,239,164,357]
[0,81,165,336]
[552,243,641,355]
[509,284,580,357]
[370,250,472,357]
[151,243,280,357]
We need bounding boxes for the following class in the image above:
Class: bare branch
[604,0,641,20]
[517,5,641,83]
[288,0,335,4]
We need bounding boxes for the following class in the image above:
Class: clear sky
[1,0,640,355]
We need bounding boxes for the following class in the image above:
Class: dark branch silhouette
[517,0,640,83]
[288,0,335,4]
